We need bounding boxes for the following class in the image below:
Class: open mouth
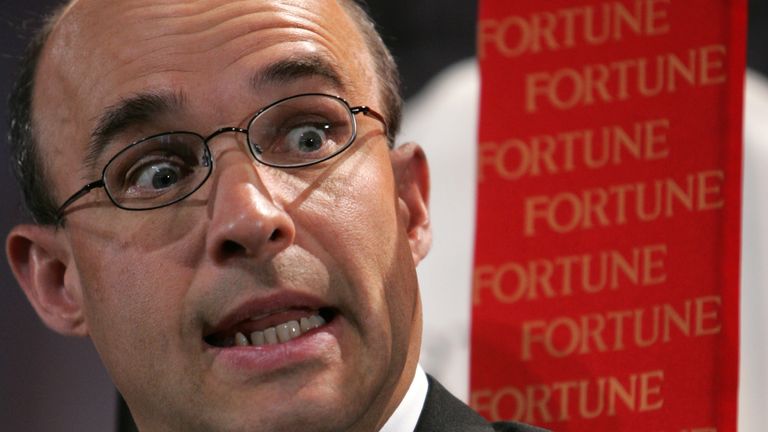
[204,308,337,348]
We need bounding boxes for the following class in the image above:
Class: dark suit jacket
[415,376,549,432]
[117,376,550,431]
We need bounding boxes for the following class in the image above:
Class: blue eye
[286,125,330,153]
[247,95,355,167]
[102,132,211,209]
[142,164,180,190]
[125,160,189,196]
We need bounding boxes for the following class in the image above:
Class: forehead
[51,0,368,97]
[52,0,365,63]
[34,0,374,171]
[57,0,360,55]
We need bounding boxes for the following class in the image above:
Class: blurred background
[0,0,765,430]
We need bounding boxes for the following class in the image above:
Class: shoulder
[416,375,550,432]
[492,421,550,432]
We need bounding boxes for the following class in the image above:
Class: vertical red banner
[470,1,746,431]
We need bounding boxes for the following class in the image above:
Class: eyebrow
[85,91,185,171]
[252,55,346,92]
[84,55,346,172]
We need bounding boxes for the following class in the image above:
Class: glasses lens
[103,133,211,209]
[248,94,355,167]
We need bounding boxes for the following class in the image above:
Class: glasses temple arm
[55,180,105,224]
[351,106,393,147]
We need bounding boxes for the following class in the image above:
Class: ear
[6,224,88,336]
[391,142,432,265]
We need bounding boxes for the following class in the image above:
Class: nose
[205,149,296,264]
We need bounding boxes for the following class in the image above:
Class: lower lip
[207,317,342,375]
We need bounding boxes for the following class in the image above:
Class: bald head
[9,0,401,225]
[5,2,428,432]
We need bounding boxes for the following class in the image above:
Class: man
[5,0,546,431]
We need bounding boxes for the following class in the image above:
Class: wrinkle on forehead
[51,1,359,85]
[35,0,375,185]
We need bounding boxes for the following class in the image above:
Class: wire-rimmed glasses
[55,93,388,223]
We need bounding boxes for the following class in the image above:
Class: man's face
[23,1,430,430]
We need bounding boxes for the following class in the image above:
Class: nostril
[215,229,288,261]
[268,229,282,242]
[220,240,246,258]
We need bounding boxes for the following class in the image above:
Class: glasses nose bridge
[202,126,253,161]
[204,126,249,144]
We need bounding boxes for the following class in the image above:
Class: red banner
[470,1,746,430]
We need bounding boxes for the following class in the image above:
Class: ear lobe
[6,224,88,336]
[391,142,432,265]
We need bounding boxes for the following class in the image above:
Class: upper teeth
[234,314,326,347]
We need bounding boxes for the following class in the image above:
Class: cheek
[69,229,198,363]
[302,158,400,278]
[73,242,201,409]
[296,149,415,333]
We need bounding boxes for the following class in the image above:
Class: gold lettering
[477,19,498,59]
[695,296,722,336]
[667,49,697,91]
[644,118,670,158]
[580,314,609,354]
[478,141,498,183]
[612,1,642,40]
[633,306,660,347]
[472,265,495,305]
[578,377,605,419]
[469,389,493,419]
[700,45,728,85]
[636,57,665,96]
[606,310,633,350]
[480,119,671,183]
[698,170,726,210]
[472,262,529,305]
[528,260,556,300]
[476,244,668,307]
[607,373,637,415]
[642,244,668,285]
[526,384,554,423]
[665,175,695,216]
[476,1,673,58]
[662,301,691,341]
[524,46,729,112]
[646,0,672,35]
[522,321,547,361]
[491,387,525,420]
[638,370,664,411]
[547,317,581,357]
[609,248,640,287]
[524,195,550,237]
[520,296,723,360]
[531,12,560,52]
[523,170,726,236]
[472,369,666,422]
[530,135,559,176]
[583,188,611,229]
[552,381,579,421]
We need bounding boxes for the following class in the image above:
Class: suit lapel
[414,375,493,432]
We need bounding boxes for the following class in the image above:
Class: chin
[202,396,360,432]
[199,373,370,432]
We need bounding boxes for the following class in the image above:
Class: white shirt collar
[379,364,429,432]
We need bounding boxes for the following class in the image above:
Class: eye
[247,95,354,167]
[285,124,331,153]
[124,157,192,195]
[134,162,182,190]
[102,132,209,209]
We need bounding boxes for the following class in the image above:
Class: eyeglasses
[55,93,388,223]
